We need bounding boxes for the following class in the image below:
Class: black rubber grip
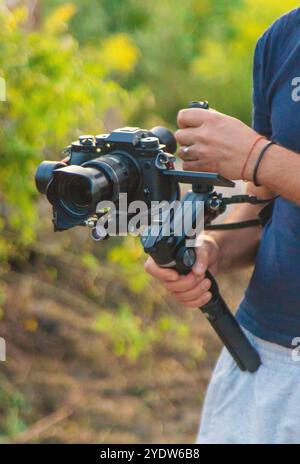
[201,271,261,372]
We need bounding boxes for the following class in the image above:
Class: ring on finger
[181,145,195,161]
[182,146,191,156]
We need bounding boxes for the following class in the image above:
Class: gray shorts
[197,329,300,444]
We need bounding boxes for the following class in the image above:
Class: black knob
[189,101,209,110]
[140,136,160,150]
[176,247,196,273]
[183,248,196,268]
[95,134,109,146]
[79,135,94,146]
[150,126,177,154]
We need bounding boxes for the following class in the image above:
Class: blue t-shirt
[236,8,300,348]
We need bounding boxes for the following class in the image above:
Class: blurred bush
[1,0,298,258]
[0,2,139,258]
[0,0,299,443]
[42,0,299,125]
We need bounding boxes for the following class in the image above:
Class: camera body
[35,126,179,231]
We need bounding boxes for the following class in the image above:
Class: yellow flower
[44,3,76,34]
[101,33,139,74]
[23,318,38,332]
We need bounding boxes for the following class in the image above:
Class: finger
[193,246,209,276]
[179,291,212,309]
[175,128,199,146]
[178,143,206,162]
[164,272,201,293]
[182,160,208,172]
[144,257,179,282]
[177,108,212,129]
[174,278,211,302]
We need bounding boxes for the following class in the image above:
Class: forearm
[208,183,272,273]
[208,211,260,273]
[245,141,300,205]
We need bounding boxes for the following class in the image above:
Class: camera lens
[56,167,107,216]
[45,154,136,230]
[66,176,92,207]
[35,161,66,194]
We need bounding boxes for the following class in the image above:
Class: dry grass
[0,233,251,444]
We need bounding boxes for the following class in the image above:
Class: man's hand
[175,108,263,180]
[144,236,219,308]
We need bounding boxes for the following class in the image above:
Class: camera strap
[206,197,276,231]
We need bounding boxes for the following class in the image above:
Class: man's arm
[175,108,300,206]
[245,141,300,205]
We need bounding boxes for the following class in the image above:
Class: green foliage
[93,303,202,362]
[107,237,149,293]
[40,0,299,129]
[191,0,300,122]
[93,303,159,361]
[0,374,29,441]
[42,0,150,43]
[0,4,138,257]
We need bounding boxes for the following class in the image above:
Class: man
[144,8,300,444]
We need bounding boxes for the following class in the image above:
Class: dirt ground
[0,239,250,444]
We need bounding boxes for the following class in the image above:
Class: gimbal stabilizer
[35,100,267,372]
[141,101,262,372]
[141,174,262,372]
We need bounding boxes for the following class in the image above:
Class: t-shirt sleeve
[252,36,272,138]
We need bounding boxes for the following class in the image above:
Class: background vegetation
[0,0,298,443]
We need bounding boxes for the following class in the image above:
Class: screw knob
[79,135,94,146]
[95,134,109,146]
[176,247,196,272]
[140,136,159,150]
[189,101,209,110]
[182,248,196,268]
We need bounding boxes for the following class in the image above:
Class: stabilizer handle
[201,271,261,372]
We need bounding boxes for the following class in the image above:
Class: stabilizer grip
[201,271,261,372]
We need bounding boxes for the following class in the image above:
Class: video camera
[35,101,263,373]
